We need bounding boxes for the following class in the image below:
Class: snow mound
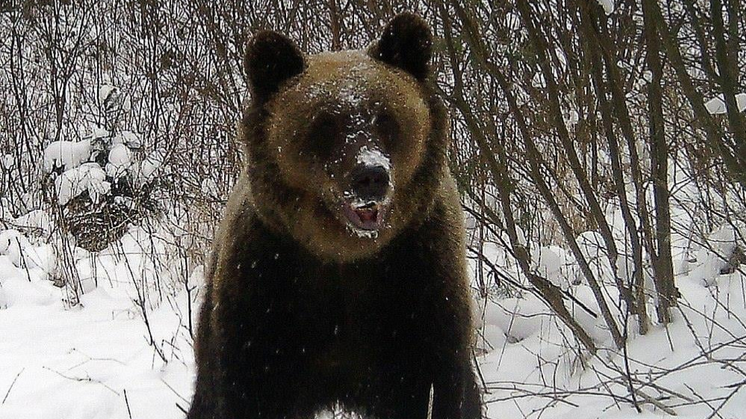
[596,0,615,14]
[0,228,58,308]
[91,126,110,140]
[98,85,121,111]
[531,245,573,290]
[0,228,55,273]
[0,229,31,267]
[690,222,745,286]
[105,143,132,178]
[117,130,142,149]
[54,163,111,205]
[12,210,52,236]
[0,275,58,307]
[2,154,13,168]
[481,294,549,343]
[136,150,164,186]
[704,93,746,114]
[43,139,92,172]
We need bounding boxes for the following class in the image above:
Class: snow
[690,222,745,286]
[597,0,615,15]
[54,163,111,205]
[479,268,746,418]
[704,93,746,114]
[315,406,366,419]
[531,245,573,290]
[344,222,380,240]
[531,72,546,88]
[136,150,164,186]
[0,229,32,267]
[505,12,521,31]
[2,154,13,168]
[118,131,143,149]
[91,126,110,140]
[355,146,390,171]
[575,230,614,283]
[98,85,117,104]
[106,143,132,178]
[469,206,746,418]
[642,70,653,83]
[108,144,131,167]
[0,295,193,418]
[480,294,549,343]
[564,109,579,127]
[0,223,196,418]
[12,210,52,235]
[43,139,92,172]
[200,178,219,197]
[98,85,122,112]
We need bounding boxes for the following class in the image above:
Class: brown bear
[187,13,482,419]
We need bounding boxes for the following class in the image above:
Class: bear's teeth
[352,201,377,210]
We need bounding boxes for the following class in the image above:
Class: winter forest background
[0,0,745,418]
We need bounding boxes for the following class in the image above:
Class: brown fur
[244,50,441,262]
[188,13,483,419]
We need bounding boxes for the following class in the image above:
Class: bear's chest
[292,263,399,345]
[229,234,436,390]
[276,261,426,380]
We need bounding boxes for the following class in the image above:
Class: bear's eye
[374,112,399,149]
[307,113,341,158]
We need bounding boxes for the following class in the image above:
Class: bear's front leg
[217,322,316,419]
[380,348,481,419]
[432,356,482,419]
[213,283,325,419]
[218,369,310,418]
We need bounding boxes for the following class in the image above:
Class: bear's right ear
[244,31,305,102]
[369,13,433,81]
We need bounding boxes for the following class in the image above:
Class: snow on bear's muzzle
[341,148,393,233]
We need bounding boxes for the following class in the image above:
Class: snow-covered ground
[0,227,197,419]
[0,218,744,419]
[479,270,746,419]
[0,287,194,419]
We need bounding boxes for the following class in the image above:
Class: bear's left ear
[244,31,306,102]
[369,13,433,81]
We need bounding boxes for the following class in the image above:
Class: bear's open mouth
[342,201,387,232]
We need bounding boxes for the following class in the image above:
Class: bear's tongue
[342,201,385,232]
[355,207,378,223]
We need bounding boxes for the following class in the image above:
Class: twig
[160,378,190,404]
[176,402,188,414]
[704,384,742,419]
[2,368,24,404]
[684,383,724,419]
[633,388,677,416]
[621,304,642,413]
[426,383,434,419]
[724,379,746,389]
[124,389,133,419]
[42,366,119,396]
[472,348,488,395]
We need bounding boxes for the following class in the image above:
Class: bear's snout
[340,163,392,233]
[349,164,390,201]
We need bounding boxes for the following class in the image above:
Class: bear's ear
[244,31,305,102]
[369,13,433,81]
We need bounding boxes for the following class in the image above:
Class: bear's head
[240,13,450,262]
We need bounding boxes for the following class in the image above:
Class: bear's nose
[350,165,390,200]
